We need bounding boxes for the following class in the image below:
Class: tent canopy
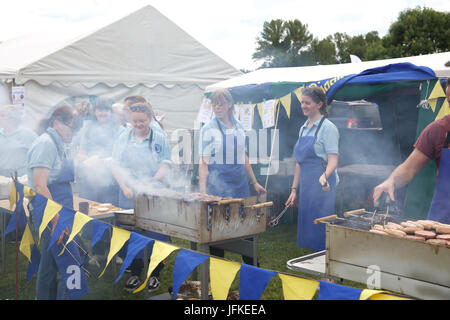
[206,52,450,93]
[0,5,241,89]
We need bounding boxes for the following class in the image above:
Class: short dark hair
[446,77,450,87]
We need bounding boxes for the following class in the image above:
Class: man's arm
[373,148,431,204]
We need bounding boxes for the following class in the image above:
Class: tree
[384,6,450,57]
[252,19,313,68]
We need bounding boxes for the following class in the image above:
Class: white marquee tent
[0,5,241,132]
[206,52,450,92]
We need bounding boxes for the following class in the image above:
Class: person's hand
[122,186,134,199]
[285,189,297,207]
[253,182,267,195]
[373,179,395,206]
[319,174,330,192]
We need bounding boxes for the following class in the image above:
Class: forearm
[112,166,128,190]
[390,149,430,188]
[244,155,258,185]
[198,160,209,194]
[291,163,300,189]
[324,154,338,179]
[154,163,170,181]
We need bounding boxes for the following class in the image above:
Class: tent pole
[264,101,280,191]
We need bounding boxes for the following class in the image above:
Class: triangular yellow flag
[428,81,446,100]
[279,93,292,119]
[59,211,93,256]
[436,99,449,120]
[278,273,319,300]
[134,241,178,293]
[9,181,17,211]
[19,224,34,262]
[428,99,438,113]
[294,86,304,103]
[38,199,62,242]
[256,102,263,120]
[24,186,35,198]
[360,289,411,300]
[99,227,131,278]
[209,257,241,300]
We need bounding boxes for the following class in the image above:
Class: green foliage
[253,6,450,68]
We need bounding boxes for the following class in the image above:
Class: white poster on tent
[237,103,253,131]
[262,99,275,128]
[12,86,25,107]
[196,97,213,124]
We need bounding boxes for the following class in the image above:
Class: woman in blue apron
[76,97,125,206]
[111,101,171,292]
[27,105,83,299]
[199,88,266,264]
[286,87,339,252]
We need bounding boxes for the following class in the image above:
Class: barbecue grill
[287,203,450,300]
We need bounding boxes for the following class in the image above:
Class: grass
[0,220,365,300]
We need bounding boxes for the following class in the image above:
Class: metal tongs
[267,204,291,227]
[373,193,400,226]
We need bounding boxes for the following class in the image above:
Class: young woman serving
[285,86,339,252]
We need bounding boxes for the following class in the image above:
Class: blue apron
[36,130,75,300]
[294,117,336,251]
[206,118,250,198]
[46,131,75,208]
[426,132,450,224]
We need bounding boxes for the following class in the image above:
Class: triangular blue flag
[172,249,209,299]
[90,220,111,249]
[5,181,27,235]
[114,232,153,284]
[25,244,41,282]
[51,239,89,300]
[30,193,48,236]
[317,281,362,300]
[47,207,75,251]
[239,263,276,300]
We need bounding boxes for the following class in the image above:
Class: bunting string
[5,180,412,300]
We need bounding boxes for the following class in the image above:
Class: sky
[0,0,447,71]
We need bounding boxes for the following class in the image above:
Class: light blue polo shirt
[299,115,340,182]
[112,127,172,180]
[79,121,126,157]
[0,127,38,177]
[27,128,68,189]
[199,116,247,164]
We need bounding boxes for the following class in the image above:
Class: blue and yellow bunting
[8,181,413,300]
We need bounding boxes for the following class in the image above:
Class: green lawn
[0,222,365,300]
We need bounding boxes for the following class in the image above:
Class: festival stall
[201,52,450,220]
